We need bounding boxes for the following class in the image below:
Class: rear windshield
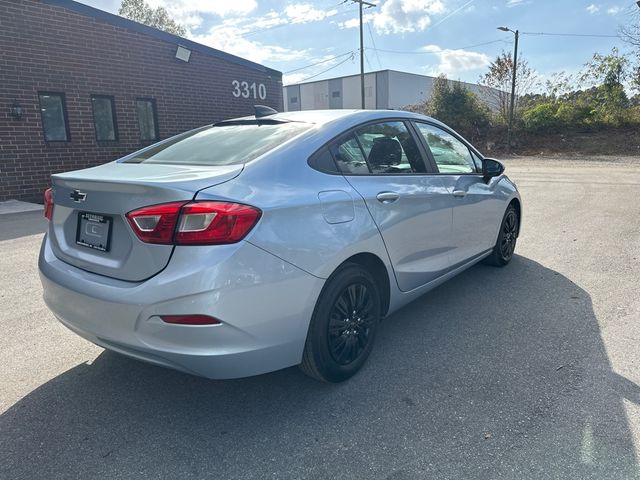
[125,122,311,166]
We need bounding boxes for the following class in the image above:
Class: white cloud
[506,0,531,7]
[284,4,338,24]
[190,25,308,63]
[162,3,344,65]
[422,44,490,75]
[342,0,446,34]
[586,4,600,14]
[146,0,258,19]
[283,73,311,85]
[607,6,622,14]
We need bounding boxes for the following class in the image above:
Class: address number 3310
[232,80,267,100]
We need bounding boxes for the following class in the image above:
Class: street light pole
[498,26,519,153]
[351,0,376,109]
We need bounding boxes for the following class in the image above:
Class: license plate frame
[75,212,113,253]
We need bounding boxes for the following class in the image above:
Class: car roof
[229,109,445,128]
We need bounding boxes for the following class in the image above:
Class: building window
[91,95,118,142]
[332,91,341,98]
[38,92,69,142]
[136,98,159,141]
[290,96,298,104]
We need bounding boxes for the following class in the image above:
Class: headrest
[368,137,402,167]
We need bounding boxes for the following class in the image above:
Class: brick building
[0,0,283,202]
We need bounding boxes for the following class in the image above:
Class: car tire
[484,204,519,267]
[300,263,382,383]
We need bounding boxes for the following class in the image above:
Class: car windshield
[125,121,312,166]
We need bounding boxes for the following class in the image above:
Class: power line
[294,53,356,83]
[521,31,620,38]
[240,2,356,38]
[430,0,475,29]
[368,38,510,55]
[364,49,373,71]
[284,51,355,74]
[366,20,383,69]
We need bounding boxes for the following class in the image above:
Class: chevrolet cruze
[39,108,521,382]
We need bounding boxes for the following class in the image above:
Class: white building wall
[387,71,434,109]
[340,73,376,109]
[341,76,361,109]
[283,70,500,112]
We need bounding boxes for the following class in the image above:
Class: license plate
[76,212,112,252]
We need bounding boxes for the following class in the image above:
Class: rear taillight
[44,188,54,221]
[126,201,186,244]
[126,201,261,246]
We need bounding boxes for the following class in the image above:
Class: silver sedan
[39,108,521,382]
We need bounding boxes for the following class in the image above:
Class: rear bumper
[39,235,323,379]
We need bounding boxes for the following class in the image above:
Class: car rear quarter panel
[195,131,395,283]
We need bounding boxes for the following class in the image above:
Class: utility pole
[350,0,376,109]
[507,30,519,153]
[498,26,519,153]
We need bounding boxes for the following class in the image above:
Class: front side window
[136,98,159,141]
[355,121,426,174]
[38,92,69,141]
[125,121,312,166]
[91,95,118,141]
[414,123,477,174]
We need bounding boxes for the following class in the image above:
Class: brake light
[126,201,261,245]
[126,201,186,244]
[44,188,54,220]
[160,314,221,325]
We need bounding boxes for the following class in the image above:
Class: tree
[478,51,536,124]
[580,48,630,125]
[421,76,491,141]
[118,0,186,36]
[581,47,629,88]
[620,9,640,49]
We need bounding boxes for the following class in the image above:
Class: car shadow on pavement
[1,255,639,479]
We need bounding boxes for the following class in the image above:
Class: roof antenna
[254,105,278,118]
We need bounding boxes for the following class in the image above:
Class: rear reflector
[44,188,54,221]
[126,201,261,246]
[160,314,221,325]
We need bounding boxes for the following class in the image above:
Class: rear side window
[355,121,426,174]
[126,122,311,166]
[330,135,370,174]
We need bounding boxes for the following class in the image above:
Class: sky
[78,0,638,88]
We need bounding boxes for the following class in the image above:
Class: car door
[331,120,453,292]
[413,122,503,267]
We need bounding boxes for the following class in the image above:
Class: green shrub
[521,102,559,131]
[554,102,593,126]
[423,76,491,141]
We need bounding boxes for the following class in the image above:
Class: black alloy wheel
[485,204,519,267]
[300,264,382,382]
[327,282,376,365]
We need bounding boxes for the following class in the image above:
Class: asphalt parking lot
[1,156,639,479]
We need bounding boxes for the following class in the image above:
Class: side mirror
[482,158,505,181]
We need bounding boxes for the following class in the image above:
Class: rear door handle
[376,192,400,204]
[452,190,467,198]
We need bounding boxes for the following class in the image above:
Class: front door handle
[376,191,400,204]
[452,190,467,198]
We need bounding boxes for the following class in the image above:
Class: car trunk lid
[48,161,242,282]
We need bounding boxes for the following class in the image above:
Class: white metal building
[283,69,494,111]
